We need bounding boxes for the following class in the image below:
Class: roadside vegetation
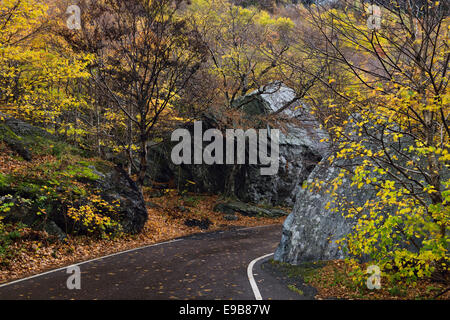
[269,259,449,300]
[1,182,283,284]
[0,0,448,299]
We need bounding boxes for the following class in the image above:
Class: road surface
[0,224,304,300]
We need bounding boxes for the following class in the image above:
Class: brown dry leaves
[0,188,285,284]
[0,141,54,176]
[309,260,449,300]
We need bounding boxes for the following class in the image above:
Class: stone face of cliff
[234,83,329,206]
[274,155,363,263]
[274,116,436,265]
[146,83,329,207]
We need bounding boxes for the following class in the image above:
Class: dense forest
[0,0,448,300]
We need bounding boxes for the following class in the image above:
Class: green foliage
[0,196,14,214]
[189,0,294,106]
[0,173,11,190]
[287,284,304,296]
[304,1,449,286]
[183,195,201,207]
[66,194,123,239]
[0,0,92,144]
[318,93,450,285]
[64,163,100,182]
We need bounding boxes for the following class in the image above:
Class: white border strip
[0,238,182,288]
[238,224,280,231]
[247,253,274,300]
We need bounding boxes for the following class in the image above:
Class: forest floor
[267,259,450,300]
[0,189,285,284]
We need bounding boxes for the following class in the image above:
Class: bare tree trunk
[224,164,240,198]
[137,132,148,189]
[126,118,133,175]
[96,104,101,157]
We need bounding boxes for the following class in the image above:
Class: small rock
[184,218,212,230]
[213,203,235,214]
[213,201,287,218]
[268,208,290,217]
[4,136,32,161]
[224,214,239,221]
[43,221,66,241]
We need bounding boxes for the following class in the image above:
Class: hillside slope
[0,115,148,241]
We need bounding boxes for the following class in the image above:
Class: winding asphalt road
[0,224,303,300]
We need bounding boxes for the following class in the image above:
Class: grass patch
[0,123,20,141]
[0,173,11,189]
[287,284,304,296]
[183,195,201,207]
[272,259,450,300]
[269,259,325,283]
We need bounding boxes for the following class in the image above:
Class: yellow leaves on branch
[0,0,93,125]
[67,195,122,239]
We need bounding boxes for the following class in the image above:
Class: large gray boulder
[1,164,148,237]
[146,115,229,194]
[274,155,369,263]
[273,115,440,264]
[234,83,329,206]
[95,166,148,234]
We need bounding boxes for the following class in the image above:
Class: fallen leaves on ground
[308,260,449,300]
[0,189,285,284]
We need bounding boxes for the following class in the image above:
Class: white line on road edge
[0,238,182,288]
[247,253,274,300]
[238,224,280,232]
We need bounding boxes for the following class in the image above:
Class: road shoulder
[252,257,318,300]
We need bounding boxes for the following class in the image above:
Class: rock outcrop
[146,83,329,207]
[0,115,147,238]
[213,201,289,218]
[234,83,328,206]
[274,155,366,263]
[274,117,435,264]
[94,165,148,234]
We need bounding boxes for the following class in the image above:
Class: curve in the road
[247,253,274,300]
[0,224,285,300]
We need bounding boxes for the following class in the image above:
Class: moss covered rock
[0,115,147,239]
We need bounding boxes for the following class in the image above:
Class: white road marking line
[0,238,182,288]
[238,224,280,231]
[247,253,274,300]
